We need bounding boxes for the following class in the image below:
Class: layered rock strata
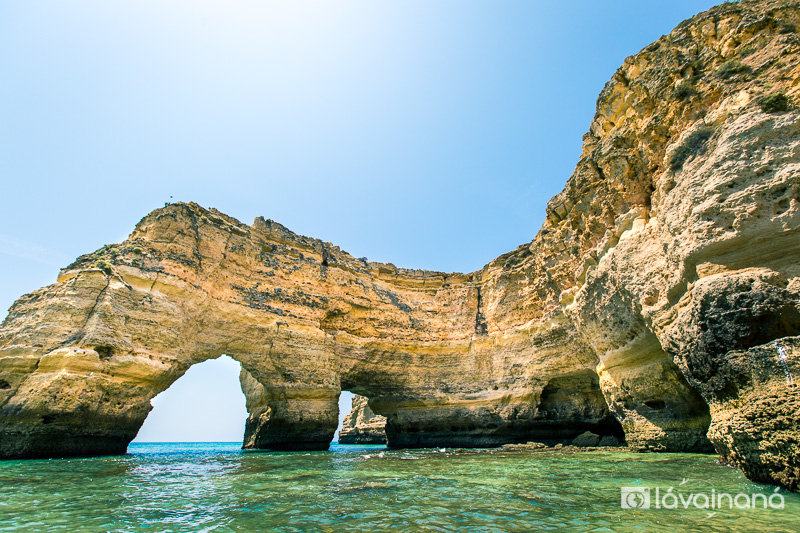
[0,0,798,490]
[338,395,387,444]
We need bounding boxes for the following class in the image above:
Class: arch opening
[336,390,387,445]
[133,355,248,443]
[335,390,355,442]
[534,371,626,445]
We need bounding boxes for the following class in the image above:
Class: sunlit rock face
[1,0,799,490]
[337,395,386,445]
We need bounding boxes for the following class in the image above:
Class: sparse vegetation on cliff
[673,82,698,101]
[760,93,790,113]
[715,59,752,79]
[95,259,113,274]
[669,127,715,170]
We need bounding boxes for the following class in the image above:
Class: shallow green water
[0,443,798,532]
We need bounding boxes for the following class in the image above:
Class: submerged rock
[0,0,798,491]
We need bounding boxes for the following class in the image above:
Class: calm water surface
[0,443,798,532]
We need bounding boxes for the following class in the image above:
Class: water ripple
[0,443,798,532]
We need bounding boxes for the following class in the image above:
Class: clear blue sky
[1,1,720,442]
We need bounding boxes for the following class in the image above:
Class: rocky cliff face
[0,0,798,490]
[338,395,387,444]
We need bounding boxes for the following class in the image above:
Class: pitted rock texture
[0,0,799,490]
[705,337,799,491]
[338,395,387,444]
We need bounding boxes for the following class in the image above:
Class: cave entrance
[534,370,625,445]
[133,355,248,443]
[335,390,387,445]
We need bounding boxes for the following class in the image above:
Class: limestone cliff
[338,395,387,444]
[0,0,798,490]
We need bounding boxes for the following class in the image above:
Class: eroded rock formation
[0,0,798,490]
[338,395,387,444]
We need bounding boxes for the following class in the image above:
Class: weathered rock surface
[0,0,798,490]
[705,337,799,491]
[338,395,387,444]
[598,435,621,447]
[572,431,601,447]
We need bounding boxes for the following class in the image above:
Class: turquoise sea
[0,442,798,532]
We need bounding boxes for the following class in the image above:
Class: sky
[0,0,721,442]
[134,355,354,442]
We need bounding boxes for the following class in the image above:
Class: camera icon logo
[621,487,651,509]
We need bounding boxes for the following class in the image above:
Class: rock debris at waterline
[1,0,799,492]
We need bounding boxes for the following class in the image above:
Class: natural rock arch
[0,203,669,456]
[0,201,716,458]
[1,0,799,491]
